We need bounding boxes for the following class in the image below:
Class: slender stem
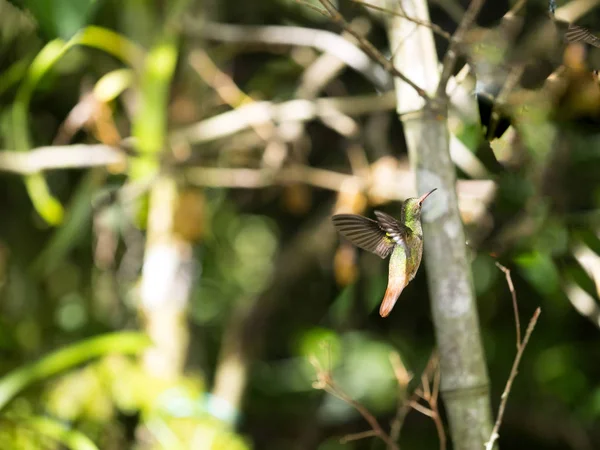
[340,429,378,443]
[485,308,542,450]
[389,352,414,445]
[315,0,428,99]
[0,332,149,411]
[437,0,486,97]
[496,262,522,348]
[351,0,452,40]
[410,400,435,417]
[325,385,399,450]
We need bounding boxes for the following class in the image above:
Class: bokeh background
[1,0,600,449]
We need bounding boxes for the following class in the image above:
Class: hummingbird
[332,189,437,318]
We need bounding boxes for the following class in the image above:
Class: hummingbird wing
[373,211,410,255]
[332,214,395,259]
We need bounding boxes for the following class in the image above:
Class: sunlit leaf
[0,331,150,411]
[515,250,561,297]
[22,416,98,450]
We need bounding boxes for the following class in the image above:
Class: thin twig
[186,165,365,192]
[437,0,486,97]
[428,358,446,450]
[389,397,414,445]
[351,0,452,40]
[199,20,393,89]
[188,49,276,142]
[340,429,378,443]
[389,352,414,444]
[389,351,446,450]
[421,368,431,399]
[410,400,435,417]
[297,17,373,99]
[496,262,521,348]
[314,0,428,99]
[485,65,524,141]
[485,307,542,450]
[410,353,446,450]
[432,359,441,403]
[326,385,399,449]
[311,355,399,450]
[171,91,398,144]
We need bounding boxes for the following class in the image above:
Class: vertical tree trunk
[381,1,495,448]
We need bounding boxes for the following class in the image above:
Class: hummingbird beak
[418,188,437,206]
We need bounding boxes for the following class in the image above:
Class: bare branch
[185,164,494,211]
[389,352,414,445]
[389,398,413,445]
[171,92,397,144]
[186,165,360,191]
[389,351,413,387]
[196,21,393,89]
[351,0,452,40]
[324,386,399,449]
[188,49,276,142]
[340,429,378,443]
[410,400,435,417]
[311,353,399,450]
[314,0,428,99]
[485,66,525,141]
[485,308,542,450]
[297,17,373,99]
[411,353,446,450]
[495,262,522,348]
[437,0,486,97]
[388,350,446,450]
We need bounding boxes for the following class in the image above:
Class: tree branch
[313,0,428,99]
[437,0,486,97]
[485,308,542,450]
[495,262,521,348]
[352,0,452,40]
[171,91,397,144]
[194,21,393,90]
[311,355,399,450]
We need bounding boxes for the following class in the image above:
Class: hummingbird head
[403,188,437,222]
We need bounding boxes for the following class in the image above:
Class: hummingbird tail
[379,285,405,318]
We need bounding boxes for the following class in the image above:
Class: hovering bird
[332,189,437,318]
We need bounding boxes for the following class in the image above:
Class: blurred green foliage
[1,0,600,449]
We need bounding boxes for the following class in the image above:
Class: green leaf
[0,331,150,411]
[12,26,145,225]
[515,251,561,297]
[22,416,99,450]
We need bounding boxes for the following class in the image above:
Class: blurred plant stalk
[139,177,194,379]
[132,14,190,381]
